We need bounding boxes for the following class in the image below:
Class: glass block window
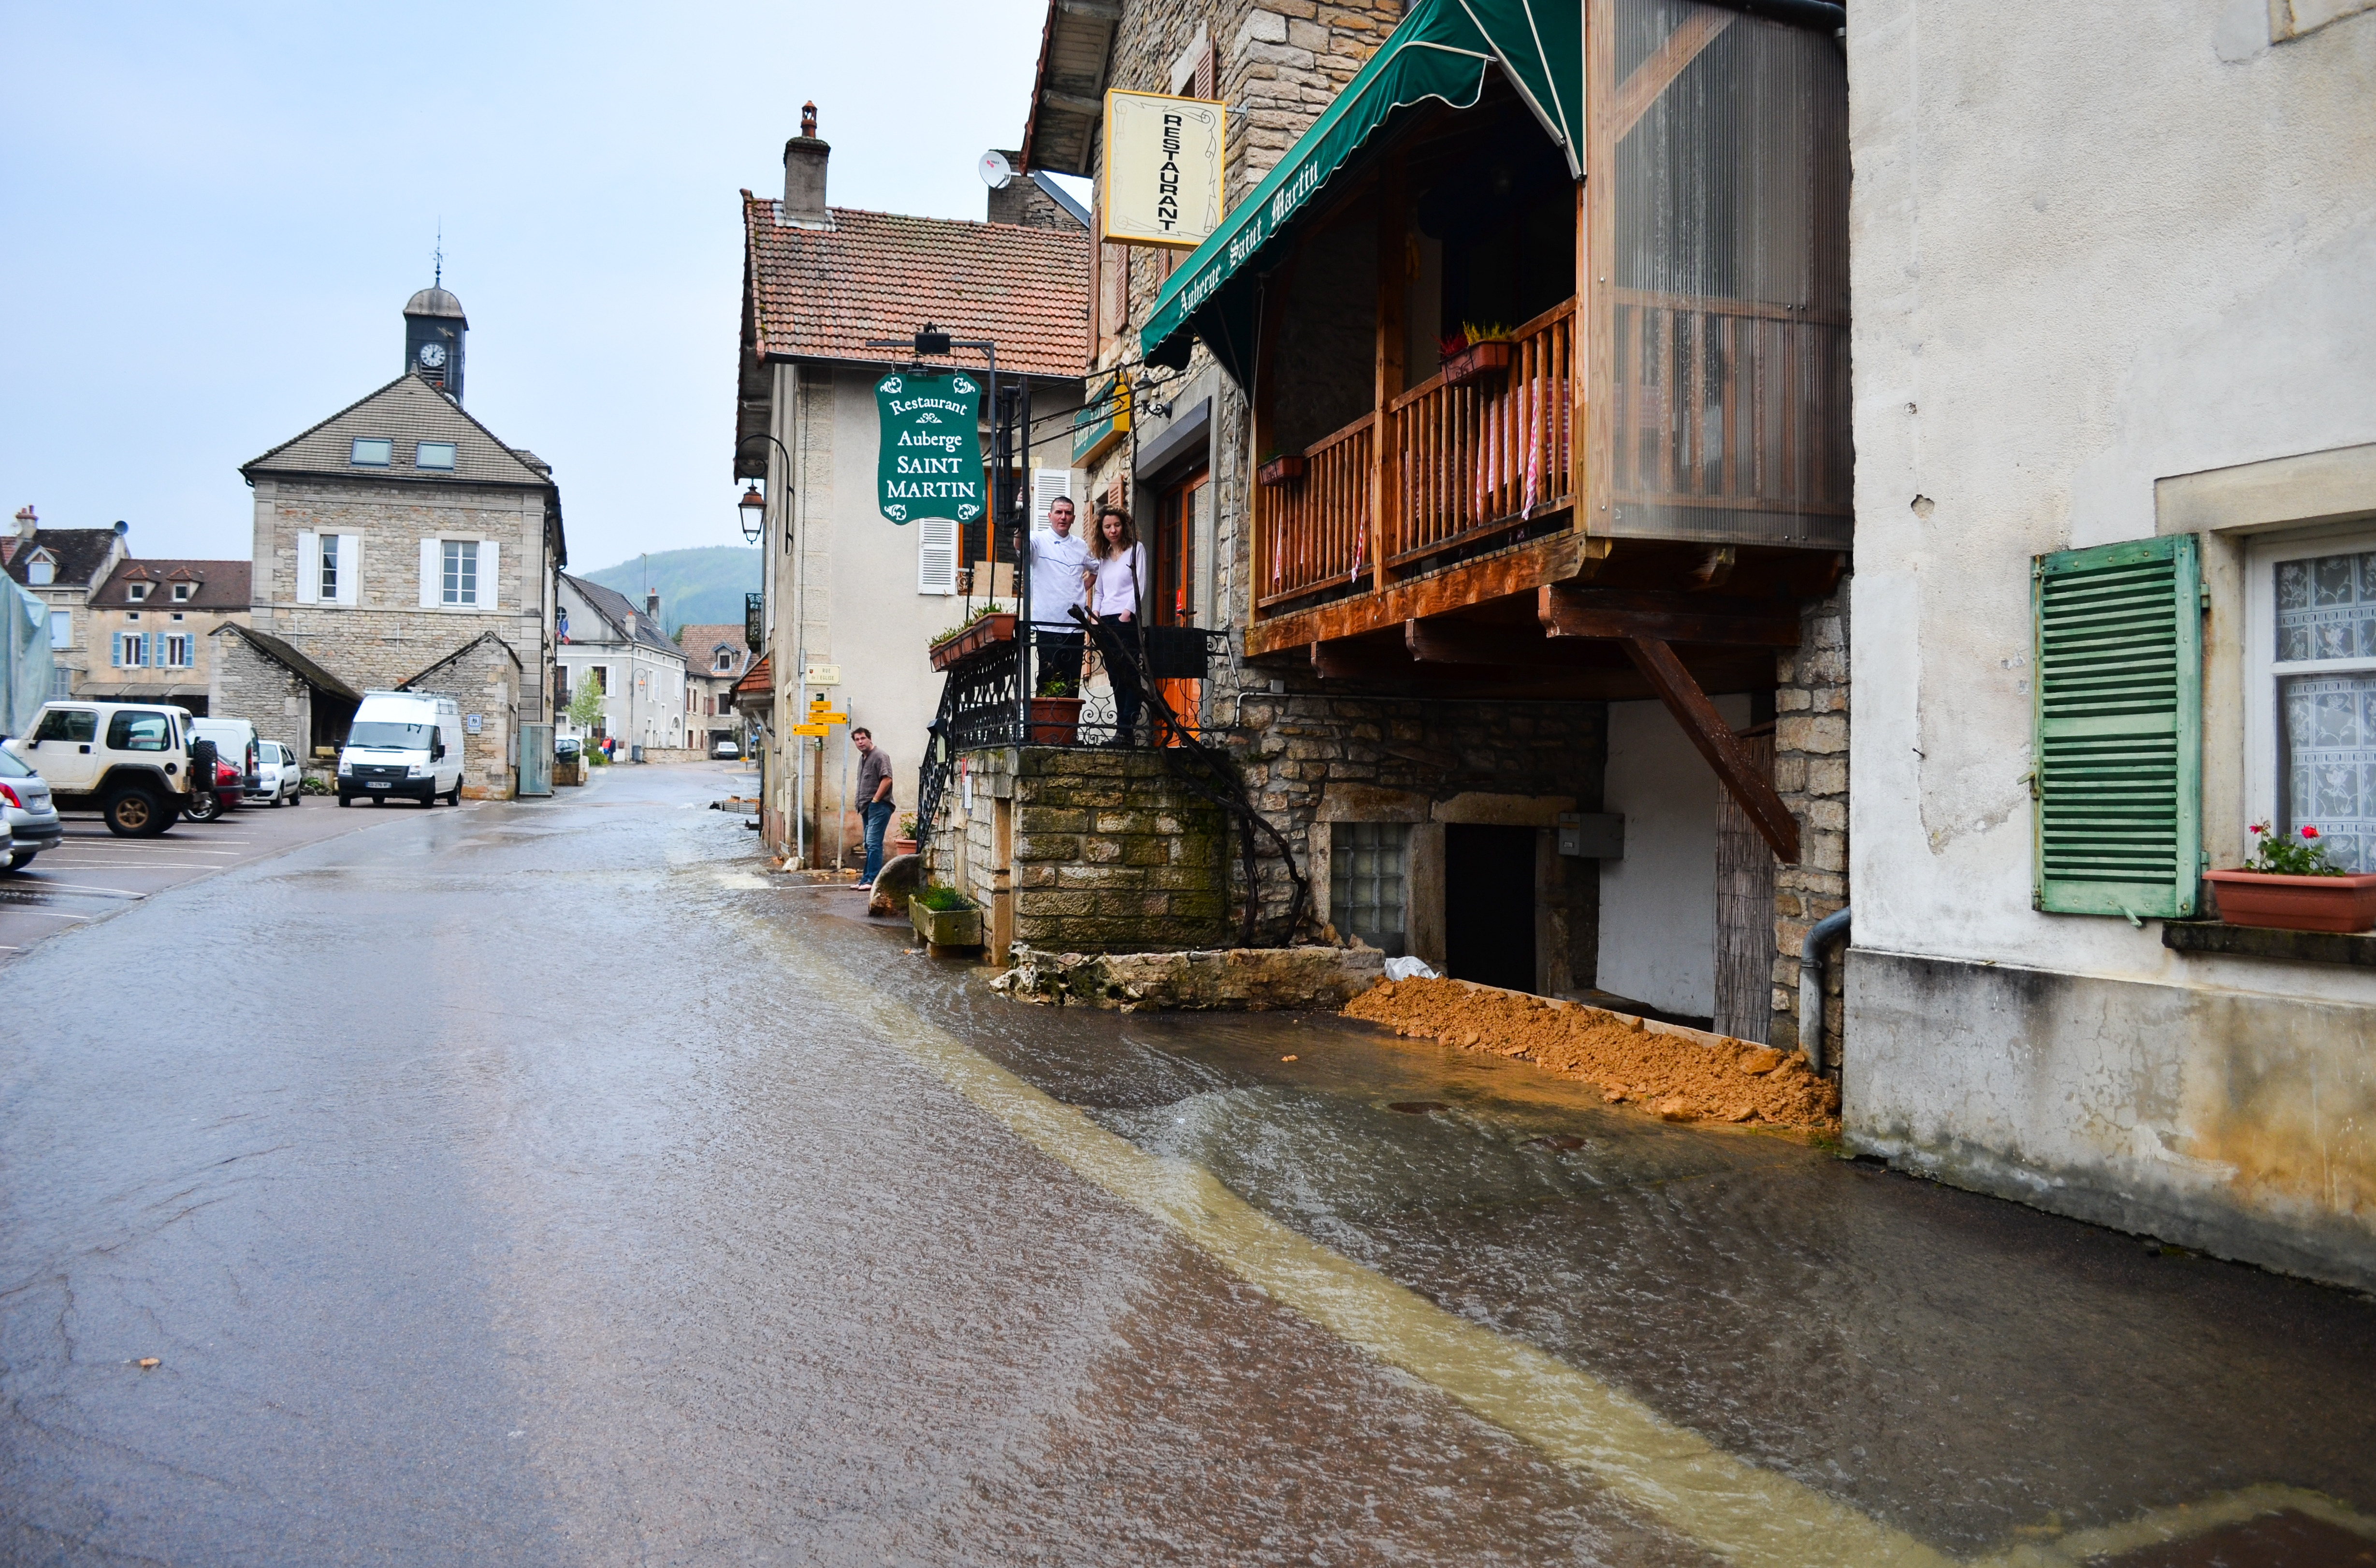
[351,438,393,466]
[441,539,478,605]
[1330,822,1410,956]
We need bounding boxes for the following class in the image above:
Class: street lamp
[733,432,795,545]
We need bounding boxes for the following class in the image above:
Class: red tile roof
[732,653,772,697]
[677,624,754,678]
[742,198,1089,379]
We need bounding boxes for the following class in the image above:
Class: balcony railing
[1257,412,1374,608]
[1387,298,1576,566]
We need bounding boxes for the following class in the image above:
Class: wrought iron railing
[744,591,763,654]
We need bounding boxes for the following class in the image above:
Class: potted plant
[2203,823,2376,933]
[910,883,983,951]
[927,602,1017,670]
[1257,452,1306,488]
[1439,322,1515,388]
[1028,670,1085,745]
[893,812,919,857]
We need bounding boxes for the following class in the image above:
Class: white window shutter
[419,539,440,608]
[336,535,360,605]
[480,538,499,610]
[1032,467,1073,529]
[917,517,958,595]
[295,531,319,604]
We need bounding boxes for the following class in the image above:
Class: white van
[188,717,261,790]
[336,691,464,807]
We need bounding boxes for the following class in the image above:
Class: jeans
[860,799,894,884]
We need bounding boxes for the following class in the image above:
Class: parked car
[3,701,197,836]
[0,744,63,869]
[711,738,741,760]
[337,690,464,806]
[188,718,261,799]
[246,740,304,807]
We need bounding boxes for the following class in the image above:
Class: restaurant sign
[1102,89,1226,249]
[875,371,983,525]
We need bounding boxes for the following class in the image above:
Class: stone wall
[211,630,317,762]
[930,746,1230,954]
[403,633,524,799]
[1767,583,1850,1061]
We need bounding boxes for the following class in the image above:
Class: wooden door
[1153,467,1209,740]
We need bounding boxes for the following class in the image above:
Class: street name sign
[1103,89,1226,249]
[876,371,983,525]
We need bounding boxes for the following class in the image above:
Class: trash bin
[630,743,644,764]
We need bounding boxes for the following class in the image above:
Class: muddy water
[2,762,2368,1566]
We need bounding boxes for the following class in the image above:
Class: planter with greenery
[1027,670,1085,745]
[911,884,982,949]
[928,603,1016,670]
[1256,453,1306,488]
[1439,321,1515,389]
[893,811,920,857]
[2203,823,2376,933]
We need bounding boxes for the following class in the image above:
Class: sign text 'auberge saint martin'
[875,371,983,526]
[1103,89,1226,250]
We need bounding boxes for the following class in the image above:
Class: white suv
[5,702,200,836]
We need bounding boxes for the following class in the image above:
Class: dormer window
[415,442,456,471]
[351,438,393,467]
[171,582,193,602]
[714,650,734,672]
[126,582,149,602]
[26,552,54,586]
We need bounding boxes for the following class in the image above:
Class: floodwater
[2,764,2370,1566]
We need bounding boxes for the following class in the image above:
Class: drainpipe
[1797,905,1852,1074]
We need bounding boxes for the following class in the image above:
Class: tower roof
[404,286,467,321]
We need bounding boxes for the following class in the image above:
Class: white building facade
[555,574,688,755]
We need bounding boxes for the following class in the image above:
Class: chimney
[646,590,660,620]
[779,102,831,229]
[13,505,36,540]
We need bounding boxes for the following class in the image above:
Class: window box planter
[2203,869,2376,934]
[911,895,982,951]
[1440,338,1513,388]
[1026,696,1084,745]
[928,612,1015,671]
[1256,454,1306,488]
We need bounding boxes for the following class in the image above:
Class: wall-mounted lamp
[737,484,766,544]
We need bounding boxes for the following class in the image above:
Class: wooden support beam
[1246,530,1602,657]
[1623,636,1799,864]
[1539,583,1801,646]
[1405,618,1624,668]
[1610,8,1733,141]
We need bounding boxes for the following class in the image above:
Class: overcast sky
[0,0,1059,573]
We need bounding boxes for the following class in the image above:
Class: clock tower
[402,280,467,402]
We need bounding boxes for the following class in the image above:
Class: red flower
[2303,826,2321,838]
[2250,823,2267,835]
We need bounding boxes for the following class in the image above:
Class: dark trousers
[860,799,894,883]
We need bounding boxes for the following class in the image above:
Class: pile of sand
[1343,978,1840,1133]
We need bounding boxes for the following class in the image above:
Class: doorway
[1151,465,1209,740]
[1444,824,1536,992]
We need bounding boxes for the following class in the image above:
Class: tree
[565,674,606,734]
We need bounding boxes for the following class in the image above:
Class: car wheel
[184,787,222,823]
[103,787,160,837]
[445,783,461,806]
[337,792,351,807]
[4,850,32,872]
[290,790,302,807]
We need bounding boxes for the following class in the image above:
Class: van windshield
[349,721,433,749]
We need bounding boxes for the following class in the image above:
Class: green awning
[1139,0,1581,374]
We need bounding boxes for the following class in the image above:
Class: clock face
[419,343,448,368]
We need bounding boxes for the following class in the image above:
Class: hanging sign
[876,371,984,525]
[1102,89,1226,249]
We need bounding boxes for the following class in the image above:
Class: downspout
[1797,905,1852,1074]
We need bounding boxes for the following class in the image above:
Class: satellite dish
[978,149,1014,189]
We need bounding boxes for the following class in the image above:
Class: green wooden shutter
[2032,535,2202,918]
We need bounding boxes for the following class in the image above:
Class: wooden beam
[1610,8,1733,142]
[1623,636,1799,864]
[1405,618,1624,667]
[1246,530,1605,657]
[1539,583,1801,645]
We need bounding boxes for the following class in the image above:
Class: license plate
[366,782,391,790]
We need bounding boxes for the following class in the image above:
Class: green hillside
[579,547,761,636]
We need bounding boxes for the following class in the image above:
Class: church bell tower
[403,266,468,401]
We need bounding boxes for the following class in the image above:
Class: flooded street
[4,763,2371,1566]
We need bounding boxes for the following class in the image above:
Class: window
[114,631,147,667]
[555,667,571,705]
[172,582,193,602]
[126,611,140,622]
[714,649,734,672]
[126,582,149,602]
[318,535,341,601]
[1330,823,1411,956]
[171,612,185,622]
[2259,540,2376,872]
[590,666,608,695]
[48,611,71,649]
[351,438,392,466]
[441,539,478,605]
[415,441,456,470]
[106,710,172,751]
[26,553,54,586]
[32,708,97,743]
[164,634,193,668]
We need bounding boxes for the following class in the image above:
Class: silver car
[0,743,64,870]
[246,740,304,807]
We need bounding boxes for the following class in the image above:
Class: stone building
[555,574,689,755]
[80,558,252,714]
[674,622,756,754]
[0,508,131,702]
[735,104,1090,859]
[223,285,565,797]
[969,0,1854,1044]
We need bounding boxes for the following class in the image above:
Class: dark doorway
[1444,824,1536,993]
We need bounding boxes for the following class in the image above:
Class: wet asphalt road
[3,762,2373,1567]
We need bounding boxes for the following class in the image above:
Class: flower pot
[1027,695,1084,745]
[891,837,919,857]
[911,896,982,950]
[1441,338,1513,388]
[2204,869,2376,933]
[1257,454,1306,488]
[929,612,1018,671]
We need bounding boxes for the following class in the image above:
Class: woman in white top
[1084,506,1148,744]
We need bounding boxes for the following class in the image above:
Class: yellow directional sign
[791,723,830,737]
[807,707,848,725]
